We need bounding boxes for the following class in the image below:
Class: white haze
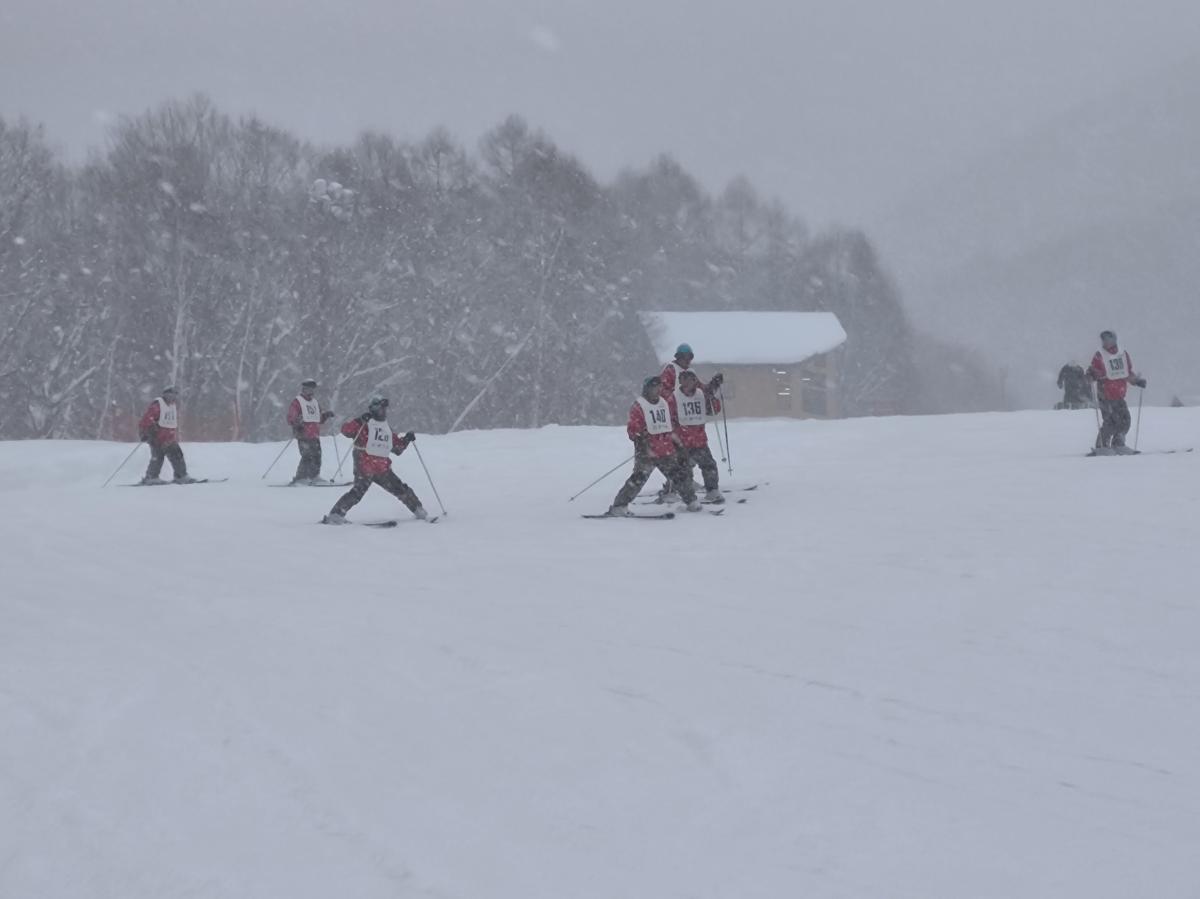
[3,0,1200,407]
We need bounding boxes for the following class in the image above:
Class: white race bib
[635,396,673,436]
[675,388,707,426]
[364,420,394,457]
[296,396,321,423]
[1099,348,1130,380]
[155,399,178,430]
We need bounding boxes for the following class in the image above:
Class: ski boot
[321,512,347,525]
[606,504,632,518]
[704,488,725,504]
[413,506,429,520]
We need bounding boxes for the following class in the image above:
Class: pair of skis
[1086,447,1193,457]
[123,477,228,487]
[269,480,353,488]
[320,515,440,528]
[582,508,727,520]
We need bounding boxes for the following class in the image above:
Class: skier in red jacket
[1088,330,1146,454]
[138,386,191,484]
[286,378,336,484]
[660,343,724,396]
[606,376,700,517]
[322,395,428,524]
[669,369,724,503]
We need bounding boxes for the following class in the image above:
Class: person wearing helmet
[670,369,724,502]
[660,343,724,397]
[137,386,191,484]
[286,378,336,484]
[323,396,428,523]
[605,376,701,517]
[1087,330,1147,453]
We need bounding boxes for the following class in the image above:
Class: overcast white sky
[2,0,1199,229]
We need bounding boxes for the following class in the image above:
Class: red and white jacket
[1090,348,1136,401]
[340,416,410,477]
[672,386,720,449]
[287,395,330,439]
[138,399,179,446]
[628,394,678,459]
[659,361,689,396]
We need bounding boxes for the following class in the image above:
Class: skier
[138,386,191,484]
[1055,362,1091,410]
[323,395,428,524]
[286,378,336,484]
[1088,330,1147,454]
[672,369,724,503]
[606,376,700,517]
[660,343,724,396]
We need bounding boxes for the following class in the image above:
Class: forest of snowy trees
[0,96,975,441]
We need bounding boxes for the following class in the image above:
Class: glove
[321,410,335,422]
[139,431,152,444]
[292,425,304,438]
[404,431,416,443]
[709,372,724,389]
[1134,377,1147,388]
[358,412,372,424]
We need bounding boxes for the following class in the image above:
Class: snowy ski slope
[3,409,1199,899]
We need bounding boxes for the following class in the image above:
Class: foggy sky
[2,0,1199,230]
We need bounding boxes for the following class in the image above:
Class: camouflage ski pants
[293,437,323,482]
[145,442,187,480]
[331,470,422,516]
[612,452,697,508]
[1097,397,1131,447]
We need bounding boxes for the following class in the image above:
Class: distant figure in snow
[1055,362,1091,409]
[669,369,724,503]
[286,378,335,484]
[1088,330,1146,453]
[659,343,724,396]
[322,396,428,524]
[138,386,191,484]
[606,376,700,517]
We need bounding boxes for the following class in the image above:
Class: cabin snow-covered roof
[641,311,847,365]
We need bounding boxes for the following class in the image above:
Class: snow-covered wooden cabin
[641,311,848,419]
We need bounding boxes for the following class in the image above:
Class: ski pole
[327,431,339,482]
[568,455,633,502]
[102,442,145,487]
[260,438,294,479]
[334,422,365,480]
[1134,386,1144,451]
[718,386,733,475]
[412,441,447,516]
[711,419,726,463]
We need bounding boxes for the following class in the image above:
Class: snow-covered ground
[3,409,1198,899]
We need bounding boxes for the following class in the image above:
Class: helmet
[368,394,389,409]
[642,375,662,391]
[162,385,177,396]
[1100,330,1117,347]
[300,378,317,388]
[675,343,693,357]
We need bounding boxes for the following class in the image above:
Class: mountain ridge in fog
[874,54,1200,407]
